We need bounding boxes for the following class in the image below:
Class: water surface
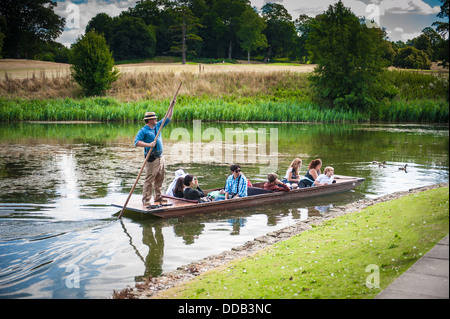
[0,122,448,298]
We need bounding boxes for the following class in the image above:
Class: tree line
[0,0,448,69]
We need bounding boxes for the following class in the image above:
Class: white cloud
[55,0,138,47]
[394,27,404,32]
[381,0,440,15]
[400,31,422,42]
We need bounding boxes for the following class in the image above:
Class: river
[0,121,448,298]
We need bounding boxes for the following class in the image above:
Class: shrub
[69,31,120,96]
[394,47,431,69]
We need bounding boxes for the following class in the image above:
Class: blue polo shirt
[134,119,171,158]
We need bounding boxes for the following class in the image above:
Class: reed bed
[0,67,448,123]
[1,95,447,123]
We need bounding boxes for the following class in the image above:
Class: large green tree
[0,0,64,58]
[432,0,449,67]
[69,31,119,96]
[109,16,156,61]
[261,2,296,63]
[237,7,267,63]
[212,0,250,59]
[306,1,389,110]
[85,13,114,44]
[169,5,204,64]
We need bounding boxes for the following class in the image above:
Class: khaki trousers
[143,156,165,203]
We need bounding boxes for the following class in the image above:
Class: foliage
[1,92,448,123]
[109,16,156,61]
[69,31,120,96]
[237,7,268,63]
[432,0,449,67]
[0,0,65,59]
[85,13,114,44]
[394,46,432,69]
[261,2,296,63]
[306,1,389,111]
[169,5,204,64]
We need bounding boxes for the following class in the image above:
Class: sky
[54,0,446,47]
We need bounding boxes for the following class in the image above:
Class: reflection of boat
[112,175,365,218]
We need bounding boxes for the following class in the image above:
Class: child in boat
[314,166,335,186]
[264,173,291,192]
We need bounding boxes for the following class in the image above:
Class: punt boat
[112,175,365,218]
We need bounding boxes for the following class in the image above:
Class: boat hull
[112,175,365,218]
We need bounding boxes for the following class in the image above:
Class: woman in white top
[283,158,302,189]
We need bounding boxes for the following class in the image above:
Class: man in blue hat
[134,107,174,205]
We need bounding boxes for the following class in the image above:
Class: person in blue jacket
[134,106,174,205]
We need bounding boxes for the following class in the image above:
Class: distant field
[0,59,316,80]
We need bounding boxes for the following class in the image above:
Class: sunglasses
[234,169,241,173]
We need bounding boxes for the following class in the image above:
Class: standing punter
[134,105,174,205]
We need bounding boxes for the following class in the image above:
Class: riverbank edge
[112,182,449,299]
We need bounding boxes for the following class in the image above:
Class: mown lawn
[156,187,449,299]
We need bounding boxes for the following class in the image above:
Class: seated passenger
[183,174,206,202]
[314,166,335,186]
[282,158,302,189]
[298,159,322,188]
[166,169,187,196]
[224,164,248,199]
[264,173,291,192]
[173,176,185,198]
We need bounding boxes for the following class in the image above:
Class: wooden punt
[112,175,365,218]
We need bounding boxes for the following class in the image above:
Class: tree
[237,7,267,63]
[85,13,114,44]
[306,1,389,110]
[432,0,449,67]
[0,0,64,58]
[422,27,444,61]
[261,2,296,63]
[213,0,250,59]
[292,14,313,63]
[169,5,203,64]
[408,34,433,61]
[394,46,432,69]
[69,31,119,96]
[109,16,156,61]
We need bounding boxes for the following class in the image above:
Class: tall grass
[0,70,311,101]
[0,96,367,123]
[1,95,447,123]
[0,68,448,123]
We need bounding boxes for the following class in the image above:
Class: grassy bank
[1,95,448,123]
[0,67,448,123]
[155,187,449,299]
